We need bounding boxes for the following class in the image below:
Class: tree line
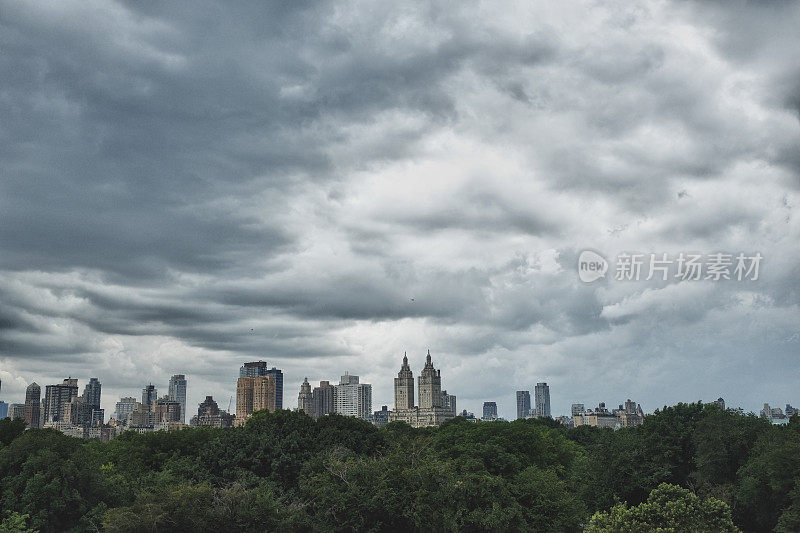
[1,402,798,532]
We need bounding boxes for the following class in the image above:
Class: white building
[334,373,372,420]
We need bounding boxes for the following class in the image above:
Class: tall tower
[83,378,102,410]
[417,350,442,409]
[394,352,415,411]
[142,384,158,409]
[253,375,277,412]
[516,391,531,419]
[43,379,79,423]
[298,377,314,416]
[534,382,551,418]
[24,382,41,429]
[235,377,255,425]
[168,374,187,423]
[239,362,282,409]
[312,381,334,418]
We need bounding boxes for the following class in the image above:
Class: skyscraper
[312,380,335,418]
[142,384,158,408]
[571,403,585,417]
[83,378,101,408]
[394,353,414,411]
[418,350,442,409]
[298,377,313,416]
[239,361,268,378]
[334,373,372,420]
[235,375,277,426]
[482,401,498,420]
[239,362,283,409]
[516,391,531,420]
[534,382,551,418]
[389,351,456,427]
[24,382,41,429]
[154,396,182,425]
[43,378,79,423]
[9,404,24,420]
[168,374,187,423]
[115,397,137,424]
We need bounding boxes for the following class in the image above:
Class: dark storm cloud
[0,1,798,419]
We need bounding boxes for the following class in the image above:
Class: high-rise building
[482,402,498,420]
[83,378,101,409]
[142,384,158,408]
[24,382,41,428]
[373,405,392,426]
[253,375,277,412]
[43,378,79,423]
[389,352,456,427]
[312,380,335,418]
[240,361,268,378]
[115,397,137,424]
[571,403,585,417]
[298,377,313,416]
[441,390,457,415]
[394,353,414,411]
[712,398,726,410]
[534,382,551,418]
[418,351,442,409]
[235,375,277,426]
[168,374,187,423]
[334,373,372,420]
[239,362,283,409]
[192,396,234,428]
[516,391,531,420]
[265,368,283,409]
[9,404,25,420]
[154,396,182,425]
[82,377,103,426]
[0,402,8,419]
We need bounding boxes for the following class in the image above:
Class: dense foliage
[0,403,795,532]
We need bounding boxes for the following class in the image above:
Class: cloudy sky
[1,1,798,421]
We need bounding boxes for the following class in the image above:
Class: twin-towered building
[389,351,456,428]
[294,350,455,427]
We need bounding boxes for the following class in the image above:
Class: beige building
[235,375,277,426]
[389,351,456,428]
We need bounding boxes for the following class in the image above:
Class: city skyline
[1,355,790,423]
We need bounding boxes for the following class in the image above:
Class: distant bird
[410,298,415,301]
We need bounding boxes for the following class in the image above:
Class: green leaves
[586,483,739,533]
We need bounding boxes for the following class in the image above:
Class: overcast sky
[1,1,798,421]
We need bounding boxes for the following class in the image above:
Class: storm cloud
[1,0,798,420]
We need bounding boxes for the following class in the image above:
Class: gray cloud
[0,0,798,420]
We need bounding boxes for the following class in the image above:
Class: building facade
[389,352,456,428]
[235,375,277,426]
[43,379,79,423]
[24,382,41,429]
[239,362,283,409]
[168,374,188,423]
[482,402,498,421]
[298,377,313,416]
[312,380,335,418]
[516,391,531,420]
[334,373,372,420]
[534,382,551,418]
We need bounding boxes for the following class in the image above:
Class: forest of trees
[1,402,799,532]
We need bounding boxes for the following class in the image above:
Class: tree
[586,483,739,532]
[0,418,26,447]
